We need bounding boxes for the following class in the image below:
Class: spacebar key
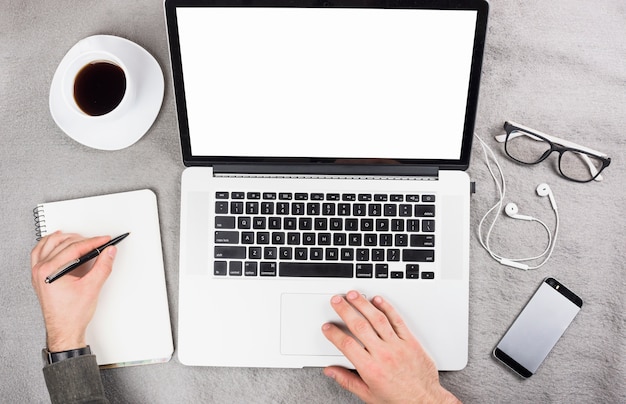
[280,263,353,278]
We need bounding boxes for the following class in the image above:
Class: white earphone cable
[475,134,559,270]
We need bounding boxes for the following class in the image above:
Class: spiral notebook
[33,189,173,368]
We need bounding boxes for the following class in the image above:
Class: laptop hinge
[213,164,439,179]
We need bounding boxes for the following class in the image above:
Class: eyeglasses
[495,121,611,183]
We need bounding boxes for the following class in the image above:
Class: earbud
[504,202,534,221]
[536,183,557,211]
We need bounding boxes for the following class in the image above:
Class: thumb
[85,245,116,287]
[324,366,372,403]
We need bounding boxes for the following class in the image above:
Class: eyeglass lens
[505,130,605,182]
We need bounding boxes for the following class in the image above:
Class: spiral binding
[33,205,47,241]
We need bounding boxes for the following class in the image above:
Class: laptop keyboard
[213,191,436,279]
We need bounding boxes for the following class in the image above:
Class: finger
[371,295,414,341]
[31,231,67,266]
[330,294,382,348]
[321,322,369,368]
[82,245,116,288]
[345,290,398,343]
[323,366,372,403]
[46,233,91,261]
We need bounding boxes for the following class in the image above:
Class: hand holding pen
[45,233,129,284]
[31,232,123,352]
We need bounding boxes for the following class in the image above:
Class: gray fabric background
[1,1,625,402]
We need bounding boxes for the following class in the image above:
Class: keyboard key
[387,249,400,261]
[402,249,435,262]
[229,261,243,276]
[353,203,366,216]
[279,262,353,278]
[341,248,354,260]
[421,271,435,279]
[356,264,373,278]
[276,202,290,215]
[256,232,270,244]
[406,264,419,279]
[215,246,245,259]
[231,202,244,214]
[407,219,419,232]
[322,203,336,216]
[244,262,258,276]
[292,203,305,215]
[279,193,292,200]
[375,263,389,278]
[264,247,277,259]
[260,262,277,276]
[241,232,254,244]
[423,220,435,232]
[215,216,235,229]
[238,216,251,229]
[214,261,227,276]
[410,235,435,247]
[399,204,412,217]
[246,201,259,214]
[295,248,307,260]
[391,271,404,278]
[247,192,260,199]
[231,192,245,199]
[249,247,261,259]
[215,231,239,244]
[368,203,382,216]
[310,248,323,260]
[253,217,266,229]
[263,192,277,200]
[342,194,356,201]
[280,247,292,259]
[215,202,229,214]
[215,192,229,199]
[415,205,435,217]
[384,204,397,216]
[345,219,358,231]
[422,195,436,202]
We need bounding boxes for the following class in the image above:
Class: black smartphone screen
[493,277,583,378]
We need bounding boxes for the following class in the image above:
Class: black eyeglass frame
[501,121,611,183]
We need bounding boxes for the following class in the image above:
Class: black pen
[45,233,130,284]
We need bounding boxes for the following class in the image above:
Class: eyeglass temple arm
[495,123,607,181]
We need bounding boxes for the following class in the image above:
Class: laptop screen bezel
[165,0,489,171]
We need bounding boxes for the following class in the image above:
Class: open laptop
[165,0,488,370]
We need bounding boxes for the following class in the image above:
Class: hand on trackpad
[280,293,348,356]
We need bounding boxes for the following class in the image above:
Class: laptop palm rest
[280,293,352,357]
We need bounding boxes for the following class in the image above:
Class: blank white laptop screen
[176,7,478,160]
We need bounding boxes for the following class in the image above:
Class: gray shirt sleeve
[43,355,108,403]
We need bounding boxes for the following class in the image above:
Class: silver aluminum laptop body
[166,0,488,370]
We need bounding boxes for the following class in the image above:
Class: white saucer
[49,35,164,151]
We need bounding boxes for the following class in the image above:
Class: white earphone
[476,134,560,271]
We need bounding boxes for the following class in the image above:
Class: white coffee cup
[62,50,134,120]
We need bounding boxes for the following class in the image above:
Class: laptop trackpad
[280,293,344,356]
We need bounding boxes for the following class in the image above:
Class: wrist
[46,329,86,352]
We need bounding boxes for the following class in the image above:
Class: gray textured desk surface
[1,1,625,403]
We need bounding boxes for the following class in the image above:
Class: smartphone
[493,277,583,378]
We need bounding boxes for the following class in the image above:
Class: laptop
[165,0,488,370]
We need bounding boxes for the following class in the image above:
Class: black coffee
[73,62,126,116]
